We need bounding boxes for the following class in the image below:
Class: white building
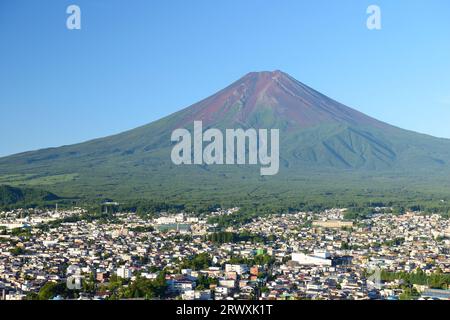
[181,269,192,275]
[155,217,177,224]
[291,250,333,266]
[219,279,237,289]
[116,267,132,279]
[181,290,212,300]
[169,280,195,293]
[186,217,199,223]
[225,264,249,275]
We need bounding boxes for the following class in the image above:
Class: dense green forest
[2,184,450,224]
[0,185,60,208]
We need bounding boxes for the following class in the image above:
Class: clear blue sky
[1,0,449,157]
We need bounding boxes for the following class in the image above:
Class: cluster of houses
[0,207,449,300]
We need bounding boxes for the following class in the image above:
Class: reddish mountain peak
[177,70,389,130]
[242,70,285,79]
[240,70,292,90]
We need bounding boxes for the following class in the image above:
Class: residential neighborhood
[0,207,449,300]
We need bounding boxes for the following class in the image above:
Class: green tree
[399,287,420,300]
[38,281,67,300]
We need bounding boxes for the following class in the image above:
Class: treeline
[4,184,450,222]
[343,207,377,220]
[129,226,155,233]
[343,203,450,221]
[381,269,450,290]
[119,200,222,216]
[207,212,256,228]
[179,252,276,271]
[226,254,276,267]
[104,273,168,300]
[26,272,168,300]
[0,185,61,209]
[206,231,275,244]
[37,211,120,230]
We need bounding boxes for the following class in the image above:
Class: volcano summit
[1,70,450,202]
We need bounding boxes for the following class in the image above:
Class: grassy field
[0,173,78,187]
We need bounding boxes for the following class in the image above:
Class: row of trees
[104,273,167,300]
[26,272,168,300]
[381,268,450,290]
[206,231,274,244]
[226,254,276,268]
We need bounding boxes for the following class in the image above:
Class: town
[0,206,449,300]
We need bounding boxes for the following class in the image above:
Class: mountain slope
[1,70,450,201]
[0,185,59,206]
